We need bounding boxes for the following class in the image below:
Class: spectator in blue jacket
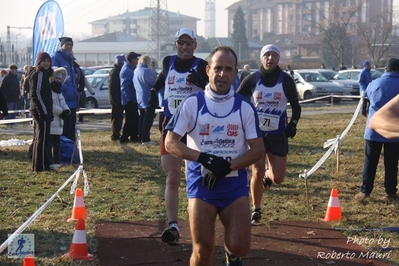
[52,37,80,141]
[134,55,157,144]
[358,60,372,96]
[355,58,399,201]
[120,51,141,143]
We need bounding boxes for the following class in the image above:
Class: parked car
[316,69,359,97]
[93,68,112,75]
[293,69,344,102]
[84,74,110,108]
[338,69,383,81]
[81,67,96,76]
[374,67,385,73]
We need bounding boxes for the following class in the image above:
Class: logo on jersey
[200,138,235,148]
[227,124,238,136]
[254,91,263,100]
[212,125,224,134]
[274,92,282,100]
[199,123,210,135]
[176,77,185,83]
[168,76,175,85]
[264,92,273,98]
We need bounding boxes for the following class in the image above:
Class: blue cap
[115,54,126,64]
[363,60,370,67]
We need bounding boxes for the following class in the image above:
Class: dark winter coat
[0,72,20,102]
[108,63,123,105]
[29,67,53,120]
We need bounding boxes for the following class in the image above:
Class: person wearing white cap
[236,44,301,225]
[149,27,209,246]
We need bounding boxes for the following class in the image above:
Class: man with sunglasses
[149,27,208,246]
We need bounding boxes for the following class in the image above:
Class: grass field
[0,102,399,265]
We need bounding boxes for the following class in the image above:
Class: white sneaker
[142,141,156,145]
[50,164,62,170]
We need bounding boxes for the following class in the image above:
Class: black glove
[187,69,206,88]
[197,152,231,177]
[202,171,223,190]
[285,121,297,139]
[149,89,161,109]
[50,81,62,93]
[60,110,70,120]
[362,98,370,117]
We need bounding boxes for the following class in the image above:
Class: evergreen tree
[231,6,249,60]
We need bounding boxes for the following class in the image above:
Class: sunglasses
[176,40,195,46]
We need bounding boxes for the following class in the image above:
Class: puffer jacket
[52,49,79,108]
[50,67,70,135]
[51,90,69,135]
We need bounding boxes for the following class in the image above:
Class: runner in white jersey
[237,44,302,226]
[148,28,208,246]
[165,46,264,266]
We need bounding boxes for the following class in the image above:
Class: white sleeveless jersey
[252,71,288,134]
[163,56,202,117]
[186,92,249,179]
[166,88,262,198]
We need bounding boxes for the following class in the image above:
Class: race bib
[167,94,186,115]
[258,112,280,131]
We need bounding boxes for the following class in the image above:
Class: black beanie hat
[59,37,73,47]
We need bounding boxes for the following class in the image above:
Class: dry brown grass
[0,102,398,265]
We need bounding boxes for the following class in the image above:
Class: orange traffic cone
[63,218,93,260]
[67,188,87,222]
[322,188,342,222]
[23,256,36,266]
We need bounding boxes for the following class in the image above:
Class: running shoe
[251,211,262,226]
[225,251,242,266]
[161,227,180,246]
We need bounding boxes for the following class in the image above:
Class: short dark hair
[207,46,238,68]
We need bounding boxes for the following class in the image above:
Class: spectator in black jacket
[108,54,126,140]
[0,65,20,119]
[0,89,8,119]
[29,52,54,172]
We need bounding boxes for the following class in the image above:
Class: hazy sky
[1,0,398,43]
[0,0,233,40]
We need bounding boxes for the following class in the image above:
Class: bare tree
[357,8,399,66]
[316,1,363,68]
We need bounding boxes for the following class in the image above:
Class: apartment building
[227,0,393,41]
[89,7,198,41]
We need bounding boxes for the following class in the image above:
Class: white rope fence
[0,95,361,250]
[299,95,364,179]
[0,130,89,254]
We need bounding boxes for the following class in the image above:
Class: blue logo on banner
[32,0,64,65]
